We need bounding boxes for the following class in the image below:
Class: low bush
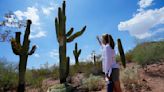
[82,74,105,91]
[120,65,147,91]
[47,83,73,92]
[0,58,18,91]
[70,61,103,77]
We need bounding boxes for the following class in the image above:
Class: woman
[97,34,122,92]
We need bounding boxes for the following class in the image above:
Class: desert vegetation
[0,41,164,92]
[0,0,164,92]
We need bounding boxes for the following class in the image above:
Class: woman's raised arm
[96,36,102,46]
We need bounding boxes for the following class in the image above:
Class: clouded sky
[0,0,163,68]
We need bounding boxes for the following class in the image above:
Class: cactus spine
[73,43,81,65]
[55,1,86,83]
[117,38,126,68]
[11,20,36,92]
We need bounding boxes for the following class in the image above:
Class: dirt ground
[139,62,164,92]
[100,62,164,92]
[26,62,164,92]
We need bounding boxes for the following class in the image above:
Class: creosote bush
[120,65,144,91]
[82,74,105,91]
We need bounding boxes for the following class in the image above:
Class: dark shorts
[111,68,119,82]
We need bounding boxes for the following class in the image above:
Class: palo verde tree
[0,11,26,42]
[55,1,86,83]
[11,20,36,92]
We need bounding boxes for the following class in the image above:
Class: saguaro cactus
[117,38,126,68]
[91,51,96,64]
[11,20,36,92]
[73,43,81,65]
[55,1,86,83]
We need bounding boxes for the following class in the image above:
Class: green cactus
[93,55,96,64]
[11,20,36,92]
[91,51,96,64]
[117,38,126,68]
[73,43,81,65]
[55,1,86,83]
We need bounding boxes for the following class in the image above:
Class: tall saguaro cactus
[73,43,81,65]
[11,20,36,92]
[117,38,126,68]
[55,1,86,83]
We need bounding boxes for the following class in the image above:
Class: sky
[0,0,163,69]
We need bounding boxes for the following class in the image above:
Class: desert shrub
[0,58,18,91]
[26,70,33,85]
[70,61,103,77]
[120,65,140,83]
[92,61,103,75]
[26,64,61,91]
[47,83,73,92]
[36,63,52,78]
[132,41,164,66]
[26,70,44,88]
[51,66,59,79]
[32,77,44,88]
[82,74,105,91]
[115,54,120,62]
[52,68,59,79]
[120,65,144,91]
[125,50,133,62]
[70,53,103,76]
[70,62,93,77]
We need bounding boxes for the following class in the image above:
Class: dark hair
[108,35,115,49]
[102,34,109,44]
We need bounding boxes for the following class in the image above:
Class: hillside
[0,41,164,92]
[127,41,164,65]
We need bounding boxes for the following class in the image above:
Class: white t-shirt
[102,44,119,77]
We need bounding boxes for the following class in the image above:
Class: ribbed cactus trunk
[11,20,36,92]
[75,55,79,65]
[93,55,96,64]
[18,55,28,92]
[117,39,126,68]
[55,1,86,83]
[73,43,81,65]
[59,43,68,83]
[91,51,96,64]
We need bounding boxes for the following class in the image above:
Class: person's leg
[113,83,116,92]
[107,81,113,92]
[114,80,122,92]
[111,68,122,92]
